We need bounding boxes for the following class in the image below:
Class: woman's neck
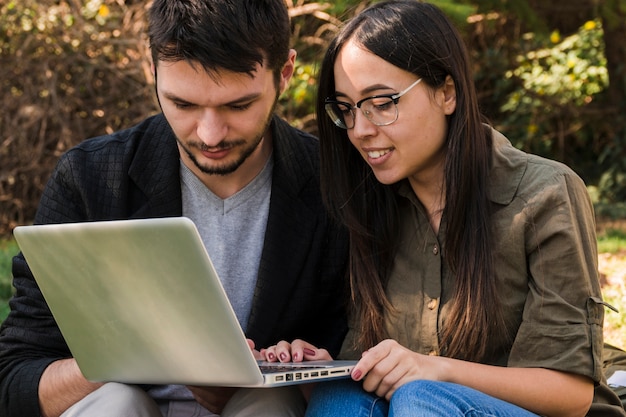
[408,174,445,235]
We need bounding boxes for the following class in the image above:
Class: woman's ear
[441,75,457,115]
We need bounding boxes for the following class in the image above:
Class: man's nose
[197,109,228,146]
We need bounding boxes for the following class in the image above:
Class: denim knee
[390,380,449,415]
[305,379,388,417]
[389,380,539,417]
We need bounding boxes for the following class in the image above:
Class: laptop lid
[13,217,355,387]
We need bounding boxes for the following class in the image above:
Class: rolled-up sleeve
[504,162,603,382]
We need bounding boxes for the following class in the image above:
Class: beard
[178,132,265,176]
[177,98,277,176]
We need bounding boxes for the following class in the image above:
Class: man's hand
[39,358,104,417]
[185,338,260,413]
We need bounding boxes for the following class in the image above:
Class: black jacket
[0,113,349,417]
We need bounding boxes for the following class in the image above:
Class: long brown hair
[317,0,508,362]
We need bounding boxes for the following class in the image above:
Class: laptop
[12,217,356,387]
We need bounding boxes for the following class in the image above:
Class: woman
[262,1,625,416]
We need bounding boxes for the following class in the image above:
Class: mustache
[193,139,246,152]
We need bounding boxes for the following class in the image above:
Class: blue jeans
[305,379,540,417]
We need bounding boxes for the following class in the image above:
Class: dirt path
[600,250,626,349]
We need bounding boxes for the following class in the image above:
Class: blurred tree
[0,0,154,235]
[596,0,626,202]
[471,0,626,201]
[1,0,625,236]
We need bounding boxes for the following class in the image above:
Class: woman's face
[332,39,457,189]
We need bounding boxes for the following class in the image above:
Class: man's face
[154,55,293,185]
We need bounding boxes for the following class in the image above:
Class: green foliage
[507,20,607,107]
[499,19,608,155]
[601,0,626,30]
[279,63,318,131]
[598,129,626,203]
[325,0,368,17]
[598,228,626,254]
[595,200,626,221]
[473,0,548,33]
[0,239,18,322]
[280,0,368,132]
[429,0,477,29]
[1,0,625,230]
[0,0,154,236]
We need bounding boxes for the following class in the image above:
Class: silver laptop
[13,217,355,387]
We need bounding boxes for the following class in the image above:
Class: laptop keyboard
[258,363,328,374]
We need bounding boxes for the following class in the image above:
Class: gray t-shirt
[180,156,272,331]
[148,155,273,402]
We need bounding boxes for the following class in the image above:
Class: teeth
[367,149,390,159]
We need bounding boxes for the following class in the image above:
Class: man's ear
[278,49,297,95]
[441,75,457,115]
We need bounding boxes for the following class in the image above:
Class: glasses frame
[324,78,422,129]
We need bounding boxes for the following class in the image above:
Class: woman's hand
[260,339,334,401]
[352,339,439,400]
[246,338,263,360]
[353,339,594,417]
[260,339,333,363]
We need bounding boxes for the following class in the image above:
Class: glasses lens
[325,102,353,129]
[361,97,398,126]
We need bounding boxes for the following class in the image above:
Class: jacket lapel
[127,114,183,218]
[246,118,318,342]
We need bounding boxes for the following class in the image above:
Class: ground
[600,250,626,349]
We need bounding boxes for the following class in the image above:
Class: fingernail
[268,353,275,361]
[279,352,287,362]
[293,352,300,361]
[303,348,316,356]
[352,369,362,380]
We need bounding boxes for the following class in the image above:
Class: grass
[0,238,18,321]
[598,228,626,254]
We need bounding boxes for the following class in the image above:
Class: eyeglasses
[324,78,422,129]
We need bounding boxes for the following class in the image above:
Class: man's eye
[174,102,194,110]
[229,103,252,111]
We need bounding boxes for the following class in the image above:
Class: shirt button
[428,298,438,310]
[432,245,439,255]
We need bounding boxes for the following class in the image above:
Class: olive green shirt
[340,129,625,415]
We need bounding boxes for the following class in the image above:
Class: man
[0,1,348,416]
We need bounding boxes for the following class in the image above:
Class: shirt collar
[487,128,528,205]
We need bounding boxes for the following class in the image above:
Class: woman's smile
[364,147,394,166]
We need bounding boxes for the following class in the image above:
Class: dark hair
[148,0,290,81]
[317,0,507,362]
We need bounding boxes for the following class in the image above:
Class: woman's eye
[339,106,352,116]
[371,99,394,111]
